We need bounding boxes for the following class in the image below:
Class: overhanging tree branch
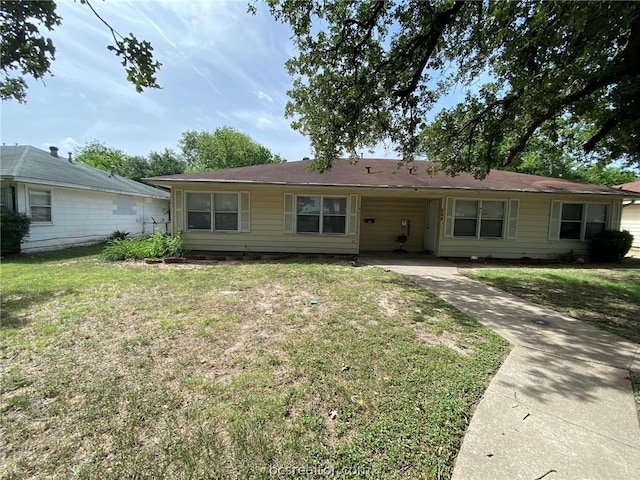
[392,1,466,100]
[583,116,618,152]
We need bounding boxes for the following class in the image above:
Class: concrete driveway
[362,255,640,480]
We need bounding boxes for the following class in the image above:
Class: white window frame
[185,191,249,233]
[550,201,609,241]
[28,188,53,223]
[452,199,507,239]
[296,195,348,235]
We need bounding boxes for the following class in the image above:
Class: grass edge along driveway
[462,261,640,413]
[1,247,508,480]
[460,261,640,344]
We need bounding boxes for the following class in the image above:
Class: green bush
[106,230,130,241]
[101,237,148,261]
[588,229,633,263]
[101,232,184,261]
[1,208,30,255]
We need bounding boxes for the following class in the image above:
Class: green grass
[1,246,507,479]
[462,260,640,343]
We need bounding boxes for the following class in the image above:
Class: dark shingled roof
[1,145,169,199]
[146,158,630,196]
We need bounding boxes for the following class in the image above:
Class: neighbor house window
[559,203,607,240]
[296,196,347,234]
[0,186,13,211]
[453,200,505,238]
[186,192,240,231]
[29,189,52,222]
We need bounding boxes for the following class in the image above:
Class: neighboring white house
[1,145,170,252]
[616,180,640,248]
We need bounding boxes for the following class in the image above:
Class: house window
[187,192,211,230]
[214,193,238,231]
[560,203,607,240]
[186,192,240,231]
[29,189,52,222]
[296,196,347,234]
[454,200,505,238]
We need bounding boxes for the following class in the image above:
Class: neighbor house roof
[1,145,169,199]
[615,180,640,194]
[615,180,640,204]
[146,158,633,196]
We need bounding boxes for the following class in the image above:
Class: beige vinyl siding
[173,184,359,254]
[360,197,426,252]
[620,204,640,248]
[439,193,624,259]
[168,182,626,258]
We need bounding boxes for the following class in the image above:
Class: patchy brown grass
[1,248,507,479]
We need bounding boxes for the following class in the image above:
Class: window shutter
[609,202,621,230]
[444,197,454,238]
[239,192,250,232]
[507,199,519,240]
[174,189,183,232]
[284,193,294,234]
[548,200,561,241]
[348,194,358,235]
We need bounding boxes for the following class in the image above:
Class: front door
[424,199,439,253]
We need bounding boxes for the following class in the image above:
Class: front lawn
[1,248,507,480]
[462,261,640,343]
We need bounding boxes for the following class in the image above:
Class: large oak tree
[267,0,640,176]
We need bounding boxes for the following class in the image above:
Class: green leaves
[74,141,186,181]
[75,129,284,180]
[107,35,161,93]
[1,0,161,102]
[270,0,640,175]
[179,127,285,172]
[80,0,161,93]
[0,0,61,102]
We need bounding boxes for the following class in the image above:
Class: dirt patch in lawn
[1,256,508,480]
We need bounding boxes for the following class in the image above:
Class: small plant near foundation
[556,249,578,264]
[106,230,130,241]
[101,232,184,261]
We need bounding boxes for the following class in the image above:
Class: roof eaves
[11,176,170,199]
[143,177,627,195]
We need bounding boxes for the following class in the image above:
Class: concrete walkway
[362,255,640,480]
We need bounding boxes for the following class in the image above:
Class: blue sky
[1,0,319,161]
[1,0,468,163]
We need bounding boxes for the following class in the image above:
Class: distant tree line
[74,126,285,182]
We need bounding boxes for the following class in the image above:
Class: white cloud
[81,119,152,144]
[256,117,273,129]
[231,109,289,132]
[3,0,310,162]
[257,90,274,103]
[61,137,80,154]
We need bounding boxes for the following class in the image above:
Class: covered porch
[359,196,442,254]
